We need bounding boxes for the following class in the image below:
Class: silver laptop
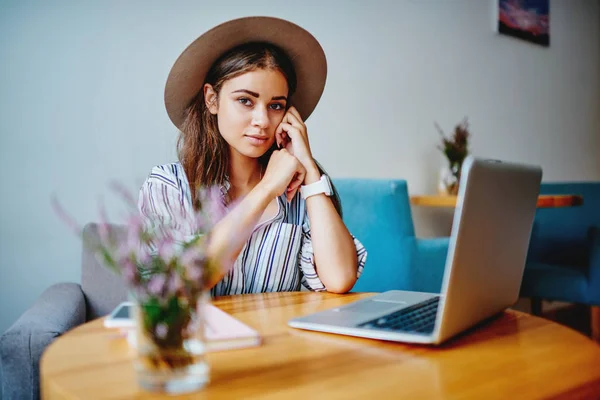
[288,156,542,345]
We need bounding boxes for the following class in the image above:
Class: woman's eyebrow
[232,89,287,101]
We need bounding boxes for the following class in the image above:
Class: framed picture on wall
[497,0,549,47]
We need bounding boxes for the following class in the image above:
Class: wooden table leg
[592,306,600,343]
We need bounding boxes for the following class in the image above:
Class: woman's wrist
[304,162,321,185]
[255,179,279,203]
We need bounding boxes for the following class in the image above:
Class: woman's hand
[275,106,318,175]
[259,148,306,202]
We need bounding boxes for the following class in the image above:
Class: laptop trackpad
[341,300,406,315]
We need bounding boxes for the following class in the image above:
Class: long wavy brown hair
[177,42,342,215]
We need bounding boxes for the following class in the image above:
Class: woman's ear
[204,84,218,115]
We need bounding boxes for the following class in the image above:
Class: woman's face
[206,68,289,159]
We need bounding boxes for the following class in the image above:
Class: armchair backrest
[81,223,128,320]
[332,179,417,292]
[527,182,600,267]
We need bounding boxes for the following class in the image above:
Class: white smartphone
[103,301,135,328]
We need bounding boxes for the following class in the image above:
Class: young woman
[138,17,367,296]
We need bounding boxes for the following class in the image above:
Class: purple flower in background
[180,244,207,283]
[52,179,224,354]
[109,180,138,209]
[137,243,152,267]
[157,234,177,264]
[155,323,168,339]
[148,273,167,296]
[121,259,138,285]
[167,272,184,296]
[134,286,149,302]
[185,263,203,282]
[117,214,145,263]
[53,179,218,306]
[180,244,204,266]
[197,186,228,227]
[97,199,112,246]
[51,197,82,236]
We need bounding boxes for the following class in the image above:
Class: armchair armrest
[0,282,85,400]
[411,237,449,293]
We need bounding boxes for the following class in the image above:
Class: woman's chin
[238,145,270,159]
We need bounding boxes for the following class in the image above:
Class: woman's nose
[251,105,269,128]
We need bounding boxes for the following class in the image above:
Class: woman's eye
[238,98,252,106]
[270,103,284,111]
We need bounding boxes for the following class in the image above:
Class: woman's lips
[245,135,269,146]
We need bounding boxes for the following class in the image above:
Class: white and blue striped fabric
[138,162,367,296]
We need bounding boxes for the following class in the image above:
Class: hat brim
[164,16,327,129]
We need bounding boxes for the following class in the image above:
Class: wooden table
[41,292,600,399]
[410,194,584,208]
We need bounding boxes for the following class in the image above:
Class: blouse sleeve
[298,210,368,291]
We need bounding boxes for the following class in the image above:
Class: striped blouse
[137,162,367,296]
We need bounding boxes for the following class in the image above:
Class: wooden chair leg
[530,297,543,316]
[591,306,600,343]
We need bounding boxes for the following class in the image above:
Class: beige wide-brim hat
[164,16,327,130]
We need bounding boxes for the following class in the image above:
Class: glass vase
[133,291,210,394]
[438,164,459,196]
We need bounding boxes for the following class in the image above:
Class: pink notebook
[121,304,262,352]
[201,303,262,351]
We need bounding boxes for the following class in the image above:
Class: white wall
[1,0,599,338]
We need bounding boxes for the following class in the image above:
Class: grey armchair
[0,223,128,400]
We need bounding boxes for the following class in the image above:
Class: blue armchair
[519,182,600,340]
[333,179,448,294]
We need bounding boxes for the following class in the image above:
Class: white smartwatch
[300,175,333,199]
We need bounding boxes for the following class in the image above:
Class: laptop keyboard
[357,296,440,335]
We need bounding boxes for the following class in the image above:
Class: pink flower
[180,243,207,283]
[51,197,82,236]
[185,263,203,282]
[126,214,144,236]
[157,235,176,264]
[109,180,137,209]
[134,286,149,302]
[117,215,145,263]
[137,244,152,267]
[148,274,167,296]
[155,323,168,339]
[198,186,228,227]
[121,259,138,284]
[167,273,183,296]
[97,199,111,247]
[53,179,220,305]
[180,244,204,266]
